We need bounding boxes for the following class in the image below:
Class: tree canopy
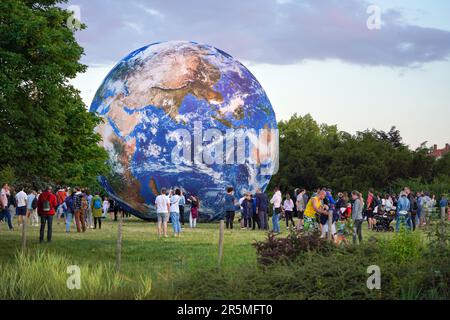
[0,0,108,190]
[270,113,449,194]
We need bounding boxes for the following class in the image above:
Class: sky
[68,0,450,149]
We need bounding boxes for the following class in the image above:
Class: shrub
[253,230,332,266]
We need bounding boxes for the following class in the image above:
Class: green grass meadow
[0,216,438,300]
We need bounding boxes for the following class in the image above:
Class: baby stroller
[374,210,395,232]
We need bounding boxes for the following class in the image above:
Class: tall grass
[0,249,152,300]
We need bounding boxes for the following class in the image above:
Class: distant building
[429,143,450,159]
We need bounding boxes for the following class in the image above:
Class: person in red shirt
[37,186,57,243]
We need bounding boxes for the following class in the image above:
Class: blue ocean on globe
[90,41,278,221]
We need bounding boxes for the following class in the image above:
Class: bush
[253,230,332,265]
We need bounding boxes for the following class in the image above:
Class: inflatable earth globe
[90,41,278,221]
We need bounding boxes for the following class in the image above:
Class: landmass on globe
[90,41,278,221]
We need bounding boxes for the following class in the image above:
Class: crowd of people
[0,183,128,243]
[1,181,449,244]
[223,186,450,244]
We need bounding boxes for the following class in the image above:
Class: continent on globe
[90,41,278,221]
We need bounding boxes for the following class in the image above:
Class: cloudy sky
[68,0,450,149]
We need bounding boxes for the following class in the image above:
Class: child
[102,196,110,219]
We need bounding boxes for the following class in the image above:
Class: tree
[0,0,108,189]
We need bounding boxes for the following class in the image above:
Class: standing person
[8,187,17,228]
[64,191,75,233]
[170,189,182,237]
[55,187,67,223]
[155,188,170,237]
[251,194,260,230]
[223,187,236,230]
[102,196,110,219]
[404,187,416,230]
[179,190,186,227]
[37,186,57,243]
[303,190,328,232]
[92,192,103,230]
[270,187,282,233]
[241,192,253,230]
[396,191,411,232]
[439,195,448,222]
[421,192,432,226]
[416,191,423,227]
[0,183,13,230]
[351,191,364,244]
[73,187,86,233]
[15,187,28,227]
[188,194,200,229]
[27,190,39,227]
[255,188,269,230]
[296,189,307,230]
[85,190,94,229]
[365,189,376,231]
[283,193,295,229]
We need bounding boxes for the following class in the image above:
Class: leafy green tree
[0,0,108,190]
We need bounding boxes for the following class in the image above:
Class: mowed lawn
[0,215,411,295]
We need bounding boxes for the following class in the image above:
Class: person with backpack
[37,186,57,243]
[91,192,103,229]
[64,191,75,233]
[55,187,67,223]
[27,190,39,227]
[73,187,86,233]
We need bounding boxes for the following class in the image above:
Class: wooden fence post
[328,210,333,241]
[21,218,27,251]
[218,220,225,267]
[116,212,123,273]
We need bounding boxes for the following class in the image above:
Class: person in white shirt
[170,189,182,237]
[15,187,28,227]
[270,187,283,233]
[155,188,170,237]
[27,190,39,227]
[283,193,295,229]
[102,197,110,218]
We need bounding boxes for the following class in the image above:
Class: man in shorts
[15,186,28,227]
[303,190,329,232]
[155,188,170,238]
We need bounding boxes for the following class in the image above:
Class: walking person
[188,194,200,229]
[64,191,75,233]
[255,188,269,230]
[270,187,282,233]
[37,186,57,243]
[365,189,376,231]
[92,192,103,229]
[396,191,411,232]
[283,193,295,229]
[351,191,364,244]
[27,190,39,227]
[170,189,182,237]
[55,187,67,224]
[224,187,236,230]
[155,188,170,237]
[15,186,28,228]
[0,183,13,230]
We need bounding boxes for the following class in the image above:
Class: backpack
[81,196,88,210]
[43,199,51,212]
[93,197,102,209]
[32,196,38,210]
